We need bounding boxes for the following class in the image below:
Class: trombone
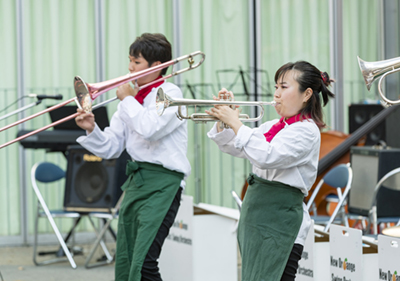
[0,51,205,149]
[156,88,276,127]
[357,56,400,106]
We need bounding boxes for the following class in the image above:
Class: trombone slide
[0,51,205,149]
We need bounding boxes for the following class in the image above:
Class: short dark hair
[274,61,335,128]
[129,33,172,75]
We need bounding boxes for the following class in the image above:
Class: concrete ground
[1,244,242,281]
[0,244,115,281]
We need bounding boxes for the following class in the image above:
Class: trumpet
[357,56,400,106]
[156,88,276,126]
[0,51,205,149]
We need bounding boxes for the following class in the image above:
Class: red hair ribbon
[321,72,328,84]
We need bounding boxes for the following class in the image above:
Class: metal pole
[16,0,28,245]
[248,0,261,126]
[172,0,182,87]
[329,0,344,132]
[94,0,106,102]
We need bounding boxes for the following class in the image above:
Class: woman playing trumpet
[206,61,334,281]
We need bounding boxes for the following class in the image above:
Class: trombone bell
[74,76,92,112]
[75,51,206,113]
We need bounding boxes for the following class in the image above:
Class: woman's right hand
[213,88,230,132]
[75,108,95,134]
[207,88,239,132]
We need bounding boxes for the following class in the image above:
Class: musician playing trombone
[75,33,191,281]
[206,61,334,281]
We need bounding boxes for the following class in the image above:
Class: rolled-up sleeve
[234,125,254,149]
[118,85,185,142]
[207,123,247,158]
[76,113,126,159]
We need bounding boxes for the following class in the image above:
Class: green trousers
[238,173,304,281]
[115,161,184,281]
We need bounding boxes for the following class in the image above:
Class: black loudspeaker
[64,145,130,212]
[349,146,400,217]
[385,105,400,148]
[348,104,386,146]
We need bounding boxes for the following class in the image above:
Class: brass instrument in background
[357,56,400,106]
[156,88,276,128]
[0,51,205,149]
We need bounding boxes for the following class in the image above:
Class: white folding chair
[231,190,242,212]
[31,162,82,269]
[351,167,400,235]
[307,163,353,232]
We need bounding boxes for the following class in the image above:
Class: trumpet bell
[358,56,400,90]
[357,57,374,90]
[358,56,400,106]
[156,88,169,116]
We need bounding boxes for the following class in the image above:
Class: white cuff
[207,122,236,142]
[234,125,253,149]
[76,123,103,145]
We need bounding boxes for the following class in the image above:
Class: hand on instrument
[215,88,236,103]
[211,88,235,132]
[116,80,139,101]
[205,88,242,134]
[75,108,95,134]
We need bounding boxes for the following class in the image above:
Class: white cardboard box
[159,195,239,281]
[299,223,379,281]
[330,225,378,281]
[378,234,400,280]
[297,221,331,280]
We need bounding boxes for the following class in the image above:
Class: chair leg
[33,210,76,268]
[33,208,77,268]
[89,217,113,259]
[33,207,42,266]
[54,217,82,254]
[340,207,349,228]
[361,220,367,232]
[85,216,115,268]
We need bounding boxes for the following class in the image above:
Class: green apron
[115,160,184,281]
[238,173,304,281]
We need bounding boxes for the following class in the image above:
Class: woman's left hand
[205,104,243,134]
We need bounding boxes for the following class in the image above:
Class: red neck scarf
[264,113,305,142]
[135,76,164,105]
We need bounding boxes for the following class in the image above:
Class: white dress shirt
[207,118,321,245]
[77,82,191,188]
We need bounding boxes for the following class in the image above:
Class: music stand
[49,106,110,131]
